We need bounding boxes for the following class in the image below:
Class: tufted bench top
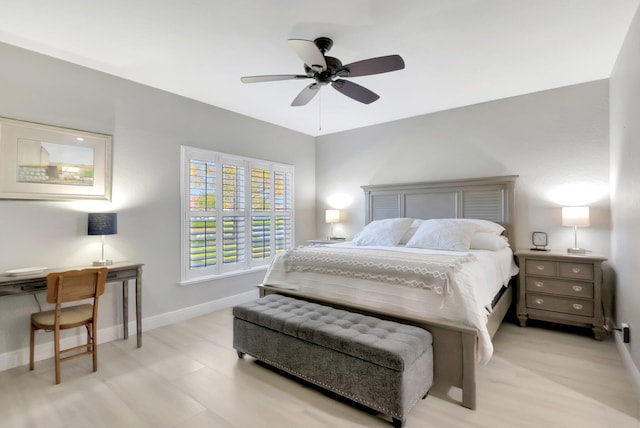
[233,294,432,371]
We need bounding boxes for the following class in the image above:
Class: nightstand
[307,239,345,246]
[514,250,608,339]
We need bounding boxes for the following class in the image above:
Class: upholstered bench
[233,294,433,427]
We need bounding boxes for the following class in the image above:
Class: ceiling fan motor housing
[314,37,333,53]
[305,56,345,84]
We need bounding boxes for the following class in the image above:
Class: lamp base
[93,259,113,266]
[567,248,586,255]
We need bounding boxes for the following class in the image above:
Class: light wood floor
[1,308,638,428]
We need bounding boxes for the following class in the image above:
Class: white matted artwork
[0,117,112,200]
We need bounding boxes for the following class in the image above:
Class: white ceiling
[0,0,638,136]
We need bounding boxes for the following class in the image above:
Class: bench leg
[392,417,405,428]
[236,350,245,359]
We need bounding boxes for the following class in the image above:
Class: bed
[259,175,519,410]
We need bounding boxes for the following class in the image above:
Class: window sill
[179,265,268,286]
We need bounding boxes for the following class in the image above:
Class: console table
[0,261,143,347]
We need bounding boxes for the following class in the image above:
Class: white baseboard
[141,289,259,331]
[614,329,640,405]
[0,289,259,373]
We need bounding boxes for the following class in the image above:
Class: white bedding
[262,242,519,364]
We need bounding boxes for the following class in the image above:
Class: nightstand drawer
[525,260,557,277]
[559,262,593,280]
[525,277,593,298]
[526,294,594,317]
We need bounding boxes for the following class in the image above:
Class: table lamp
[88,212,117,266]
[562,206,589,254]
[325,209,340,239]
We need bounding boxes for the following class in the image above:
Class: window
[181,146,294,282]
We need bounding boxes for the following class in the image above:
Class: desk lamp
[325,209,340,239]
[562,206,589,254]
[88,213,117,266]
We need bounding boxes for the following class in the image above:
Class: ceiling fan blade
[343,55,405,77]
[331,79,379,104]
[241,75,309,83]
[291,83,320,106]
[288,39,327,72]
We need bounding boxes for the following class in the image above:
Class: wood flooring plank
[0,307,638,428]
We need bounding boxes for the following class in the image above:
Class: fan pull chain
[318,90,322,131]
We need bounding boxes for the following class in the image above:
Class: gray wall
[0,42,316,363]
[316,81,611,257]
[610,6,640,383]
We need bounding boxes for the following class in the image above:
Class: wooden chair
[29,267,108,384]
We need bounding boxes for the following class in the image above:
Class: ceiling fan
[240,37,405,106]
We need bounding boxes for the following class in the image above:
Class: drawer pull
[535,298,544,305]
[572,285,583,292]
[536,265,545,271]
[535,281,544,288]
[573,303,583,310]
[572,267,581,274]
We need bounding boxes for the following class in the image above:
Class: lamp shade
[325,209,340,224]
[88,213,118,235]
[562,206,590,227]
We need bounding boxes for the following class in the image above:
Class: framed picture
[0,117,112,200]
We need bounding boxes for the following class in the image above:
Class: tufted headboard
[361,175,518,248]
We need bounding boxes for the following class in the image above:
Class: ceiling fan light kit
[241,37,405,106]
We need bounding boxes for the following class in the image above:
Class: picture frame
[0,117,112,201]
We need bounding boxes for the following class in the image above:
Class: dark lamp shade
[88,213,118,235]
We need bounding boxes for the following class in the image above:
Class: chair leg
[54,326,61,385]
[90,322,98,372]
[29,323,35,371]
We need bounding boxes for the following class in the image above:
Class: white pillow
[447,218,505,235]
[470,232,510,251]
[405,219,477,251]
[353,218,414,247]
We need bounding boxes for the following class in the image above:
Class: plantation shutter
[274,169,293,252]
[251,166,271,263]
[188,159,217,270]
[221,160,245,269]
[181,146,294,282]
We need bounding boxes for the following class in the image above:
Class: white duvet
[262,242,519,364]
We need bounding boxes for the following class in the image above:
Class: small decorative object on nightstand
[530,232,549,251]
[515,249,608,339]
